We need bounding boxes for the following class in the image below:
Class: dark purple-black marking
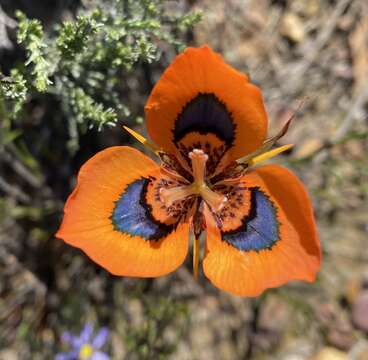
[173,93,236,146]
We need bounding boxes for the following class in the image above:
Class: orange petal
[203,165,321,296]
[56,146,190,277]
[211,181,251,232]
[145,45,268,161]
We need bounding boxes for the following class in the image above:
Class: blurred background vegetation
[0,0,367,359]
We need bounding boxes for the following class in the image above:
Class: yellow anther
[123,126,160,154]
[245,144,293,166]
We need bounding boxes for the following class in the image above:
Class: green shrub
[0,0,201,150]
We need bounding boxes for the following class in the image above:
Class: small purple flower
[55,323,109,360]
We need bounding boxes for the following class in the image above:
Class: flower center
[79,343,93,360]
[160,149,227,212]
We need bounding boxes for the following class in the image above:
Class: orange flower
[56,46,321,297]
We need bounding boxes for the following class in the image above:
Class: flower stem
[193,234,200,280]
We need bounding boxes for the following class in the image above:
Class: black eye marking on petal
[173,93,236,146]
[111,177,175,241]
[221,187,280,251]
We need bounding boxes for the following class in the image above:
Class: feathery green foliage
[0,0,201,149]
[16,11,52,92]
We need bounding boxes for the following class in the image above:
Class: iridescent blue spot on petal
[222,188,279,251]
[111,178,173,241]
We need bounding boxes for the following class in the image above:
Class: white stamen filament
[160,185,193,207]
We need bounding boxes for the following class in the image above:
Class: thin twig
[332,87,368,142]
[0,176,30,203]
[284,0,351,93]
[3,147,43,189]
[0,5,16,50]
